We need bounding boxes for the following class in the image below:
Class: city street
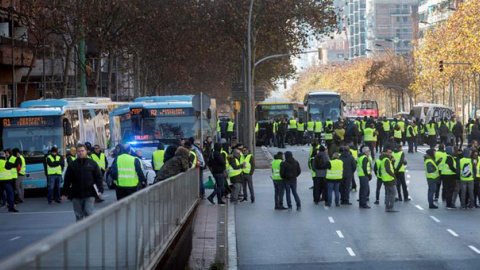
[0,189,117,261]
[234,145,480,270]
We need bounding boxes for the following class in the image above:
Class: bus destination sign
[260,104,290,110]
[2,117,47,127]
[149,108,191,116]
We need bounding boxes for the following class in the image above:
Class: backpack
[281,161,296,179]
[314,154,328,170]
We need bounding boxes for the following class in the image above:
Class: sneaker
[279,206,288,210]
[352,188,357,192]
[8,208,19,213]
[218,201,226,205]
[374,200,379,205]
[288,206,292,211]
[314,201,319,205]
[429,205,438,209]
[251,199,255,203]
[335,203,340,207]
[207,197,215,204]
[297,206,301,211]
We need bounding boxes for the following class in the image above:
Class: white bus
[411,103,455,123]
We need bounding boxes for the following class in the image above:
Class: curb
[261,145,273,162]
[227,202,237,270]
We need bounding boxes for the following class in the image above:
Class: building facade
[346,0,367,59]
[418,0,460,39]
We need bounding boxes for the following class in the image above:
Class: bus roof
[0,107,63,117]
[134,95,194,103]
[20,98,114,109]
[306,90,340,96]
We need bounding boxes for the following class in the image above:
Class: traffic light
[362,84,366,92]
[439,60,444,72]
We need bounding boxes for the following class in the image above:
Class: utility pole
[246,0,255,153]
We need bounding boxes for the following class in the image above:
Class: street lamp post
[246,0,255,153]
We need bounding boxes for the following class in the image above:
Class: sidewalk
[188,199,228,270]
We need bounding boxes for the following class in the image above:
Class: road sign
[254,87,265,101]
[192,93,211,112]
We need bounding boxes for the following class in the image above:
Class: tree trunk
[23,49,37,102]
[94,56,102,97]
[62,46,72,98]
[107,52,113,98]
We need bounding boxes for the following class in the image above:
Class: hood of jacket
[214,142,222,152]
[175,146,191,159]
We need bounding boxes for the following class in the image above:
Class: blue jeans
[209,173,226,202]
[359,176,370,206]
[427,178,438,205]
[284,181,301,207]
[327,181,340,205]
[273,180,285,207]
[0,180,15,210]
[47,175,62,202]
[199,168,205,196]
[72,197,95,221]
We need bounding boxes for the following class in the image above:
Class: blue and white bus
[110,95,217,146]
[0,98,123,189]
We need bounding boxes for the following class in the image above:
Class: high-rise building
[365,0,418,56]
[345,0,367,59]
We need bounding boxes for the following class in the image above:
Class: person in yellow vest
[363,123,377,159]
[397,119,406,146]
[226,118,235,144]
[358,146,372,208]
[424,149,440,209]
[272,152,287,210]
[426,119,437,150]
[406,121,416,154]
[296,118,306,145]
[45,147,64,204]
[62,144,104,221]
[152,143,166,174]
[325,152,343,207]
[438,146,456,209]
[434,144,447,202]
[380,148,397,212]
[373,155,383,205]
[0,151,18,212]
[12,148,25,204]
[66,147,77,166]
[288,117,297,146]
[314,117,323,141]
[392,146,410,202]
[240,147,255,203]
[228,148,245,204]
[306,119,315,146]
[111,144,147,200]
[216,120,221,141]
[459,148,475,209]
[393,124,402,145]
[324,118,334,151]
[91,145,108,203]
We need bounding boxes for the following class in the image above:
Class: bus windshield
[0,116,63,158]
[143,108,195,140]
[257,104,295,121]
[307,95,341,122]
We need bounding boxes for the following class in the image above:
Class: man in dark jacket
[277,118,287,148]
[62,144,104,221]
[313,145,329,204]
[280,151,302,210]
[339,146,357,205]
[207,143,227,205]
[453,121,464,149]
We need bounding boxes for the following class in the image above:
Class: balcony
[0,36,34,67]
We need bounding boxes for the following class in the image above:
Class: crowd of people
[269,115,480,212]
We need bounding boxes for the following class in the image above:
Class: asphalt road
[0,187,117,262]
[234,145,480,270]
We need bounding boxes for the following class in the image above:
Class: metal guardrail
[0,169,199,270]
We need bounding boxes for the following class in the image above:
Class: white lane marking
[346,247,356,256]
[415,205,424,210]
[336,230,344,238]
[447,229,459,237]
[9,236,20,241]
[324,206,329,210]
[469,245,480,254]
[406,170,409,172]
[11,211,72,215]
[328,217,335,223]
[430,216,441,223]
[407,175,411,178]
[407,180,410,184]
